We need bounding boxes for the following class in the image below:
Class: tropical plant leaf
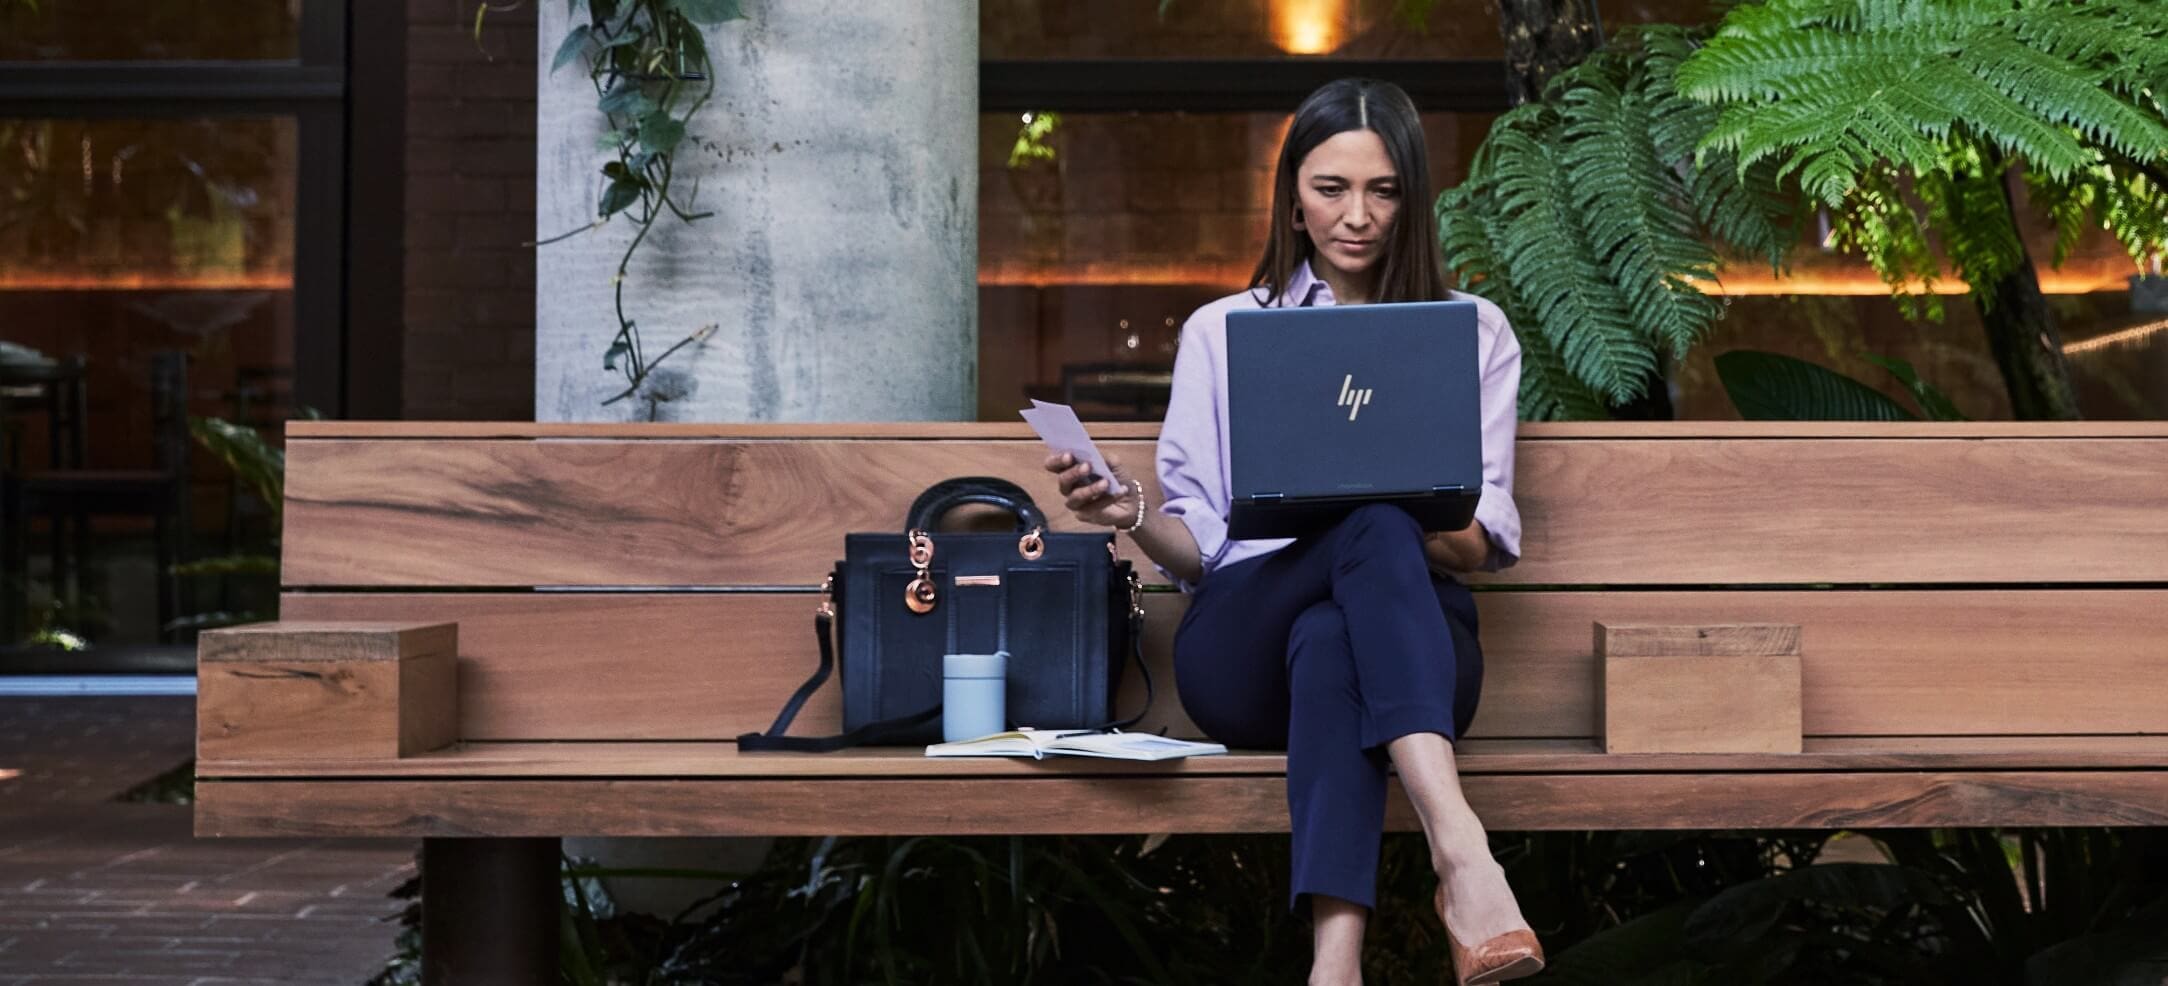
[1684,862,1948,947]
[189,417,282,519]
[171,554,281,578]
[637,112,685,154]
[1681,0,2168,296]
[2025,891,2168,986]
[551,24,592,73]
[1539,901,1703,986]
[1437,25,1796,419]
[1861,352,1966,420]
[598,175,644,218]
[597,80,656,119]
[1714,350,1917,421]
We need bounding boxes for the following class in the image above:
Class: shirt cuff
[1471,484,1521,573]
[1159,497,1229,591]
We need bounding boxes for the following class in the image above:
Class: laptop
[1224,300,1483,541]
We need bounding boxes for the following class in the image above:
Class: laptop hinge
[1250,492,1285,503]
[1431,485,1469,496]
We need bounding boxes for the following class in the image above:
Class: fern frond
[1513,312,1613,421]
[1675,29,1946,105]
[1440,183,1608,421]
[1488,127,1656,403]
[1687,0,2157,195]
[1635,27,1794,270]
[2099,164,2168,268]
[2018,0,2168,115]
[1916,156,2026,290]
[1559,77,1722,359]
[2024,168,2098,268]
[1826,166,1945,320]
[1958,35,2168,175]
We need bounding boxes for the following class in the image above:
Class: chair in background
[1,352,193,646]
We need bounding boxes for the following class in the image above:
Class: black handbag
[738,477,1149,751]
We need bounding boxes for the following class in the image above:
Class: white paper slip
[1020,399,1118,486]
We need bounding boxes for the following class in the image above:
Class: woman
[1041,79,1540,985]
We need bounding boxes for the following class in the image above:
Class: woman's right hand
[1043,451,1140,529]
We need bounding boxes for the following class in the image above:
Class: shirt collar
[1281,259,1336,308]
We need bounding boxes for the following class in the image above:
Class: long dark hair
[1249,78,1450,306]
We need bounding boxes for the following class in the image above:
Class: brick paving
[0,697,417,985]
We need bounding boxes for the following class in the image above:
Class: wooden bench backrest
[277,422,2168,745]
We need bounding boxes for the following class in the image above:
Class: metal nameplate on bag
[954,574,1002,587]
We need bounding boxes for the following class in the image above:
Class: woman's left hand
[1425,523,1491,574]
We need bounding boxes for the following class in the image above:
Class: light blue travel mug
[943,651,1008,741]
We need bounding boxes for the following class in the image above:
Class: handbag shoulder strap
[734,607,941,753]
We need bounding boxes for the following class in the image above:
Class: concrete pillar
[535,2,979,422]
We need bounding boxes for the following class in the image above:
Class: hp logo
[1337,374,1373,421]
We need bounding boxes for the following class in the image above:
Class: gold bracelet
[1120,480,1148,533]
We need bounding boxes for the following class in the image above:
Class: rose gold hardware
[954,574,1002,587]
[1019,526,1045,561]
[906,575,937,614]
[817,573,836,618]
[906,530,937,612]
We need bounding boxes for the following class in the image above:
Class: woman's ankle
[1307,956,1362,986]
[1431,832,1497,877]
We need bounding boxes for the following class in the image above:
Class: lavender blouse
[1153,261,1525,591]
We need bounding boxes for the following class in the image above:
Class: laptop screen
[1225,300,1483,505]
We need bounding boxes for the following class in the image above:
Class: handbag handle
[905,476,1049,534]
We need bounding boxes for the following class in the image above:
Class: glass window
[0,117,297,469]
[979,109,1495,420]
[983,0,1503,59]
[0,1,301,61]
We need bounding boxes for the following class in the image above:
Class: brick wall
[402,0,536,420]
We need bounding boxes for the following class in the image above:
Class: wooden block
[1596,622,1801,657]
[198,622,459,761]
[1600,622,1803,754]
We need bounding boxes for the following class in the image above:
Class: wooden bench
[193,421,2168,980]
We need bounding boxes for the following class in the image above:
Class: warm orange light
[2063,316,2168,355]
[0,769,18,781]
[0,272,293,292]
[1702,262,2143,296]
[1272,0,1345,55]
[979,259,2141,295]
[980,260,1253,288]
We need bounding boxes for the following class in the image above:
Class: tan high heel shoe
[1434,884,1546,985]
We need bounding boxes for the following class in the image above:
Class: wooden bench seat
[196,420,2168,840]
[197,736,2168,837]
[193,419,2168,982]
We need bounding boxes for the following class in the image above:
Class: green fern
[1437,25,1793,420]
[1682,0,2168,281]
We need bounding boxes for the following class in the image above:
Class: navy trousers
[1173,504,1484,911]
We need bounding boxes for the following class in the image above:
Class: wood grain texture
[280,589,2168,741]
[1505,437,2168,585]
[194,770,2168,838]
[288,421,2168,440]
[1597,623,1802,658]
[280,437,2168,587]
[1602,654,1803,754]
[400,654,459,757]
[199,622,457,663]
[282,438,1168,588]
[193,735,2168,780]
[197,652,456,760]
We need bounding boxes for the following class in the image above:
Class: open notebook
[926,728,1228,761]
